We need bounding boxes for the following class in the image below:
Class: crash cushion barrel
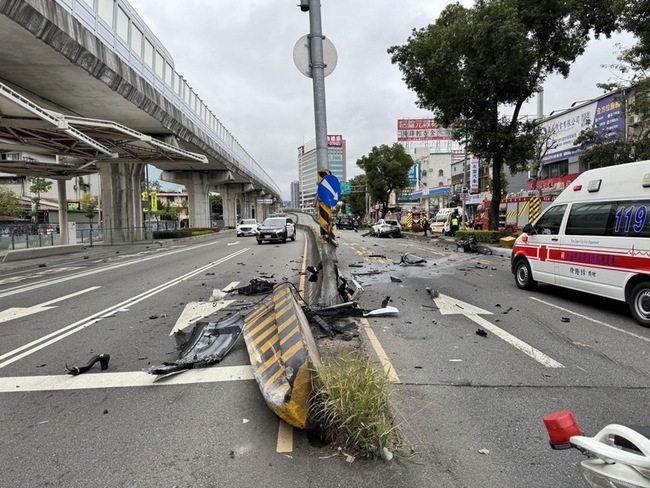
[243,282,322,429]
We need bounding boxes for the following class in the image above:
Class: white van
[511,160,650,326]
[431,207,465,234]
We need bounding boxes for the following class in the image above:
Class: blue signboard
[317,174,341,207]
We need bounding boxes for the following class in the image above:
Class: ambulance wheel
[514,259,537,290]
[629,281,650,327]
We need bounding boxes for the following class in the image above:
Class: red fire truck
[473,194,555,234]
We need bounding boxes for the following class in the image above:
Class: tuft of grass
[312,350,404,459]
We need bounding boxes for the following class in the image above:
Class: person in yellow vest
[422,215,429,236]
[450,212,460,236]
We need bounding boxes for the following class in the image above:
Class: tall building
[290,180,300,208]
[297,135,346,208]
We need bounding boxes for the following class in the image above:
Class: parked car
[372,219,402,237]
[336,217,357,230]
[236,218,258,237]
[257,216,296,244]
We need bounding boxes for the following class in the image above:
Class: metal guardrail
[0,223,187,251]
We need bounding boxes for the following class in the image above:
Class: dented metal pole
[307,0,338,306]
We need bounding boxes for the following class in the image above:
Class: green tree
[347,174,368,219]
[27,176,53,223]
[356,144,413,218]
[158,201,183,222]
[80,192,98,222]
[0,186,23,218]
[210,194,223,220]
[614,0,650,73]
[389,0,616,230]
[80,192,98,244]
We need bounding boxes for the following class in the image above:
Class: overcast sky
[129,0,635,201]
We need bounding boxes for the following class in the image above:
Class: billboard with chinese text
[542,93,624,164]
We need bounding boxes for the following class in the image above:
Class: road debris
[476,329,488,337]
[148,313,244,377]
[398,253,427,265]
[209,289,227,301]
[390,276,403,283]
[233,278,276,295]
[561,317,571,323]
[426,287,440,298]
[363,306,399,317]
[66,353,110,376]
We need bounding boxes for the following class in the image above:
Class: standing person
[450,211,460,236]
[422,215,429,236]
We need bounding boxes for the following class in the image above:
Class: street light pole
[301,0,338,306]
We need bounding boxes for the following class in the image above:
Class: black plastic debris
[148,313,244,377]
[398,253,427,266]
[381,296,391,308]
[234,278,276,295]
[306,263,322,282]
[66,354,110,376]
[390,276,403,283]
[561,317,571,323]
[302,305,361,339]
[457,236,479,253]
[476,329,488,337]
[426,287,439,298]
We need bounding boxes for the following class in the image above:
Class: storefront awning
[409,185,451,199]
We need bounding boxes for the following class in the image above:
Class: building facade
[297,135,346,208]
[290,180,300,209]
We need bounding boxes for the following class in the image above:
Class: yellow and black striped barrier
[242,282,322,429]
[317,169,336,245]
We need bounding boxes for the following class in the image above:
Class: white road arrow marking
[169,300,235,335]
[434,294,564,368]
[321,178,339,201]
[0,287,100,324]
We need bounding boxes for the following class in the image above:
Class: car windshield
[262,218,285,226]
[241,219,256,225]
[385,220,399,225]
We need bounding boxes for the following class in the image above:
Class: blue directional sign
[317,174,341,207]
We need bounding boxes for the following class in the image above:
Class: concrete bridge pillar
[239,184,258,220]
[56,180,70,244]
[163,170,237,227]
[214,184,246,229]
[100,162,145,242]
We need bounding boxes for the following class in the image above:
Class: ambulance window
[533,205,566,235]
[612,201,650,237]
[565,202,616,236]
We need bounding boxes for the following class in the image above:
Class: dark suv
[337,217,357,230]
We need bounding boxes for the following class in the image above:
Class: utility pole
[299,0,338,306]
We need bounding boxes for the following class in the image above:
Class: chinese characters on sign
[327,135,343,147]
[470,156,479,193]
[397,118,452,142]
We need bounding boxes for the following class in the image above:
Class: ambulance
[511,160,650,326]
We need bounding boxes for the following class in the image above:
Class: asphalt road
[0,224,649,487]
